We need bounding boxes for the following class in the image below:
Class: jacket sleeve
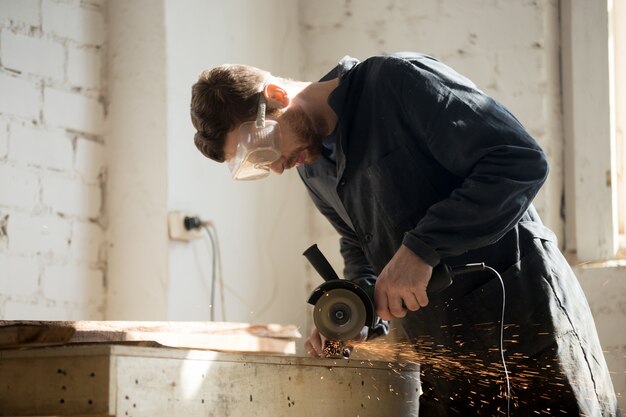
[391,57,549,266]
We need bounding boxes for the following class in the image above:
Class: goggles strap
[255,91,267,128]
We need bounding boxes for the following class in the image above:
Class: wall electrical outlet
[168,211,205,241]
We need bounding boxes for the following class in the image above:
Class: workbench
[0,344,421,416]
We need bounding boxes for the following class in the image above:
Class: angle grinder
[304,244,484,342]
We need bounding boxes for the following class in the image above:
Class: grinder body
[304,244,455,342]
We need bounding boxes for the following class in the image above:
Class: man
[190,53,620,416]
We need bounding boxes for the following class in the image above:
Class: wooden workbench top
[0,320,301,354]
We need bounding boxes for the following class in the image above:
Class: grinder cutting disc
[313,288,367,341]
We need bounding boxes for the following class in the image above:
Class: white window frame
[561,0,624,262]
[615,0,626,258]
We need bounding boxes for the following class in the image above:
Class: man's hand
[374,244,433,320]
[304,326,368,357]
[304,327,325,357]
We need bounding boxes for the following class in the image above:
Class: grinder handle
[427,262,486,295]
[303,244,341,282]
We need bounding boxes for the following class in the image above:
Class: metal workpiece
[0,345,420,416]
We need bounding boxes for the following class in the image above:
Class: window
[561,0,625,261]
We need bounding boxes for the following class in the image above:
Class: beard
[279,105,328,168]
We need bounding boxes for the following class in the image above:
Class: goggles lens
[227,120,281,180]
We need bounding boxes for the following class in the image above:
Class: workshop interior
[0,0,624,416]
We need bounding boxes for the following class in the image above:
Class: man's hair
[190,64,269,162]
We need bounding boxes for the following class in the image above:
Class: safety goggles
[227,90,282,180]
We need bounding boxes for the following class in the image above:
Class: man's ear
[264,83,290,108]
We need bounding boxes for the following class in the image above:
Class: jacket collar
[324,55,359,119]
[299,56,359,182]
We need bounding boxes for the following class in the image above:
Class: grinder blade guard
[304,244,376,341]
[309,281,375,341]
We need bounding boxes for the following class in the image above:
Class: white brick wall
[41,174,101,218]
[0,30,64,80]
[43,87,104,134]
[74,137,105,181]
[0,0,40,26]
[3,299,103,320]
[67,46,101,90]
[42,0,105,46]
[0,0,106,320]
[0,253,39,296]
[0,119,7,158]
[7,211,71,256]
[9,124,73,171]
[42,263,103,304]
[70,220,103,264]
[0,164,39,210]
[0,74,40,120]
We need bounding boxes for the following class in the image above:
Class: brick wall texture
[0,0,106,319]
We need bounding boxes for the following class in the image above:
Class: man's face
[270,104,327,174]
[224,102,327,176]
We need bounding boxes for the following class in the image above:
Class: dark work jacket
[297,53,548,279]
[297,53,620,416]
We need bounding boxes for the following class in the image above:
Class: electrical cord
[184,216,226,322]
[204,223,226,321]
[451,264,510,416]
[487,265,511,417]
[203,225,217,321]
